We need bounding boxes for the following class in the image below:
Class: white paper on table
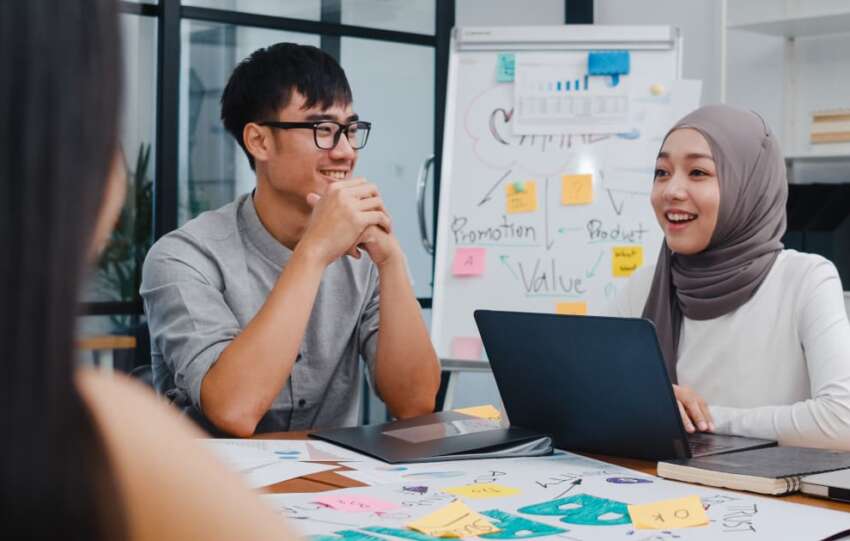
[335,470,398,487]
[206,438,380,463]
[263,451,850,540]
[204,441,281,470]
[202,440,335,488]
[241,460,334,489]
[306,440,386,464]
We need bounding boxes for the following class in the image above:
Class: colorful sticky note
[556,301,587,316]
[612,245,643,277]
[314,495,400,513]
[453,404,503,421]
[561,174,593,205]
[496,53,515,83]
[406,500,501,538]
[452,247,486,277]
[627,495,709,530]
[450,337,483,360]
[588,51,630,86]
[442,483,521,499]
[505,180,538,214]
[588,51,630,75]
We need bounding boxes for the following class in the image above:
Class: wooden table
[254,432,850,512]
[77,335,137,374]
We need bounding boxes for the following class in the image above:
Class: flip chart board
[431,26,701,360]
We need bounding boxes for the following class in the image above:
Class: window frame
[84,0,594,317]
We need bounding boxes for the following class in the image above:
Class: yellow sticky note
[612,245,643,277]
[561,174,593,205]
[453,404,502,421]
[443,483,521,499]
[505,180,538,213]
[627,495,709,530]
[406,500,501,538]
[556,301,587,315]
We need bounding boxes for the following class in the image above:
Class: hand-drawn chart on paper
[264,452,850,540]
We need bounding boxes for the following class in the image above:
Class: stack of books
[811,109,850,144]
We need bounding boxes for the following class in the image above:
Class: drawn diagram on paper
[264,452,850,540]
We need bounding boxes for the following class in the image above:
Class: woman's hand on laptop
[673,384,715,433]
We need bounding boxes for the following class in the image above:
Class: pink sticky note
[451,337,483,360]
[452,247,486,276]
[314,495,400,513]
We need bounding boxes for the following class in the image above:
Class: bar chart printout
[514,54,630,135]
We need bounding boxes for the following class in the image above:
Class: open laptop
[474,310,776,461]
[802,469,850,503]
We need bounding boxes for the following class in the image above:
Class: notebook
[658,446,850,495]
[310,410,552,464]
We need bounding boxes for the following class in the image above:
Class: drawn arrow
[545,177,554,250]
[499,255,518,280]
[477,169,512,206]
[553,478,583,500]
[605,188,626,216]
[585,250,605,278]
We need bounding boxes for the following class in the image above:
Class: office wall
[455,0,564,27]
[594,0,722,105]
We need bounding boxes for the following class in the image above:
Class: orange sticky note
[627,495,709,530]
[442,483,520,499]
[612,245,643,277]
[556,301,587,315]
[505,180,538,213]
[406,500,500,538]
[561,174,593,205]
[450,337,483,360]
[452,247,486,276]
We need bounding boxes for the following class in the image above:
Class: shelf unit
[721,1,850,165]
[727,10,850,38]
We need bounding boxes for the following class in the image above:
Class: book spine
[783,475,801,494]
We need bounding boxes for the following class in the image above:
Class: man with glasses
[141,43,441,436]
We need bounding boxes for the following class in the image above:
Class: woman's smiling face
[651,128,721,255]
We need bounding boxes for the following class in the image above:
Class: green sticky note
[497,53,515,83]
[512,181,525,193]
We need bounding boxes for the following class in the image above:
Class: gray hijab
[642,104,788,382]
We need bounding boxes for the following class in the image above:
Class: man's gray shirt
[140,193,380,432]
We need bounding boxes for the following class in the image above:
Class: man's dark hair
[220,43,353,170]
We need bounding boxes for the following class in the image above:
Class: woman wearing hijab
[611,104,850,450]
[1,2,293,538]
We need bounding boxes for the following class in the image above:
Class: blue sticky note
[496,53,515,83]
[588,50,630,76]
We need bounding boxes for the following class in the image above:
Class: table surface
[255,432,850,512]
[77,335,137,350]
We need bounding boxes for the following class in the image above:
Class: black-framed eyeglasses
[258,120,372,150]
